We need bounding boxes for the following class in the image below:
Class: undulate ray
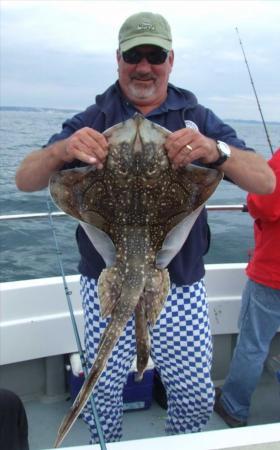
[49,114,223,447]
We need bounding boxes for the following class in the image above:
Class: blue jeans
[220,278,280,421]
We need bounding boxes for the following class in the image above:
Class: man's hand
[165,128,219,168]
[165,128,275,195]
[15,127,109,192]
[63,127,109,169]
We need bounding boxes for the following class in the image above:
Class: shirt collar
[96,81,197,117]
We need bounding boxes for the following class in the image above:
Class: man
[214,148,280,428]
[16,11,275,443]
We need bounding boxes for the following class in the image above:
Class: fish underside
[49,113,222,447]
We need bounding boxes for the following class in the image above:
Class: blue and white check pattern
[150,282,214,434]
[80,275,214,443]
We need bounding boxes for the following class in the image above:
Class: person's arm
[165,129,276,195]
[15,140,68,192]
[15,127,108,192]
[247,149,280,221]
[215,145,276,194]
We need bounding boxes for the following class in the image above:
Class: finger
[168,142,192,165]
[77,132,108,161]
[67,130,108,165]
[165,135,194,159]
[77,137,107,163]
[70,127,108,154]
[73,147,102,166]
[84,128,109,149]
[171,150,189,168]
[172,144,200,168]
[166,128,193,142]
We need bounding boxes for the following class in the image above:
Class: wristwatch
[211,140,231,167]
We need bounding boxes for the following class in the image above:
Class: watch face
[218,141,231,157]
[211,141,231,167]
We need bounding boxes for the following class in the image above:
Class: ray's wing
[49,165,108,228]
[179,163,223,209]
[49,165,119,266]
[156,164,223,268]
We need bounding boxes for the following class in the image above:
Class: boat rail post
[46,199,107,450]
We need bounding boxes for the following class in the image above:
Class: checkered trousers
[80,275,214,443]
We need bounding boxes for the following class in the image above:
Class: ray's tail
[54,281,143,448]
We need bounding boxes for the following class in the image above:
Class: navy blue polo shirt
[47,82,250,285]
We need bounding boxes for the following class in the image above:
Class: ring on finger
[183,144,193,156]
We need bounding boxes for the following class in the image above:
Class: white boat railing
[0,204,248,221]
[0,205,251,366]
[0,264,248,365]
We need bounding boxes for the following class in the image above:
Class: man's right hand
[16,127,109,192]
[63,127,109,169]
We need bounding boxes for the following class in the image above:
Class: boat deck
[24,369,279,450]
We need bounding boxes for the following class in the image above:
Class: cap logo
[137,22,155,32]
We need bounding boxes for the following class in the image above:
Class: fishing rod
[46,199,108,450]
[235,27,274,155]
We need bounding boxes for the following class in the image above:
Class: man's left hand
[165,128,219,168]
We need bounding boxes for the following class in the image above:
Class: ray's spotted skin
[49,114,222,447]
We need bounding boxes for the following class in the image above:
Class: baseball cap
[119,12,172,52]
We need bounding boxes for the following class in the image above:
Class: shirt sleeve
[46,111,88,146]
[43,105,101,169]
[247,149,280,222]
[203,108,254,151]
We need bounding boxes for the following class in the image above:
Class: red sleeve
[247,149,280,222]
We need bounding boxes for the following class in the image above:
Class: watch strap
[210,153,228,167]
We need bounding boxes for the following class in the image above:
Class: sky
[1,0,280,121]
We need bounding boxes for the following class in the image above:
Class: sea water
[0,107,279,283]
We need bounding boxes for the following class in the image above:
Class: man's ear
[116,49,121,63]
[168,49,174,72]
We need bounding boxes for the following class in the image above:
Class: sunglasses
[122,48,169,65]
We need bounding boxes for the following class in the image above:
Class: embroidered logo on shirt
[184,120,199,131]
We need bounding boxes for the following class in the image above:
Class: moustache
[130,73,156,81]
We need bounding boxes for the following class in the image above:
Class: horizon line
[1,105,279,125]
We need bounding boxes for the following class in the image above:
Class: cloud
[1,0,280,120]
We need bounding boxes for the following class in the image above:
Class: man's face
[117,45,174,109]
